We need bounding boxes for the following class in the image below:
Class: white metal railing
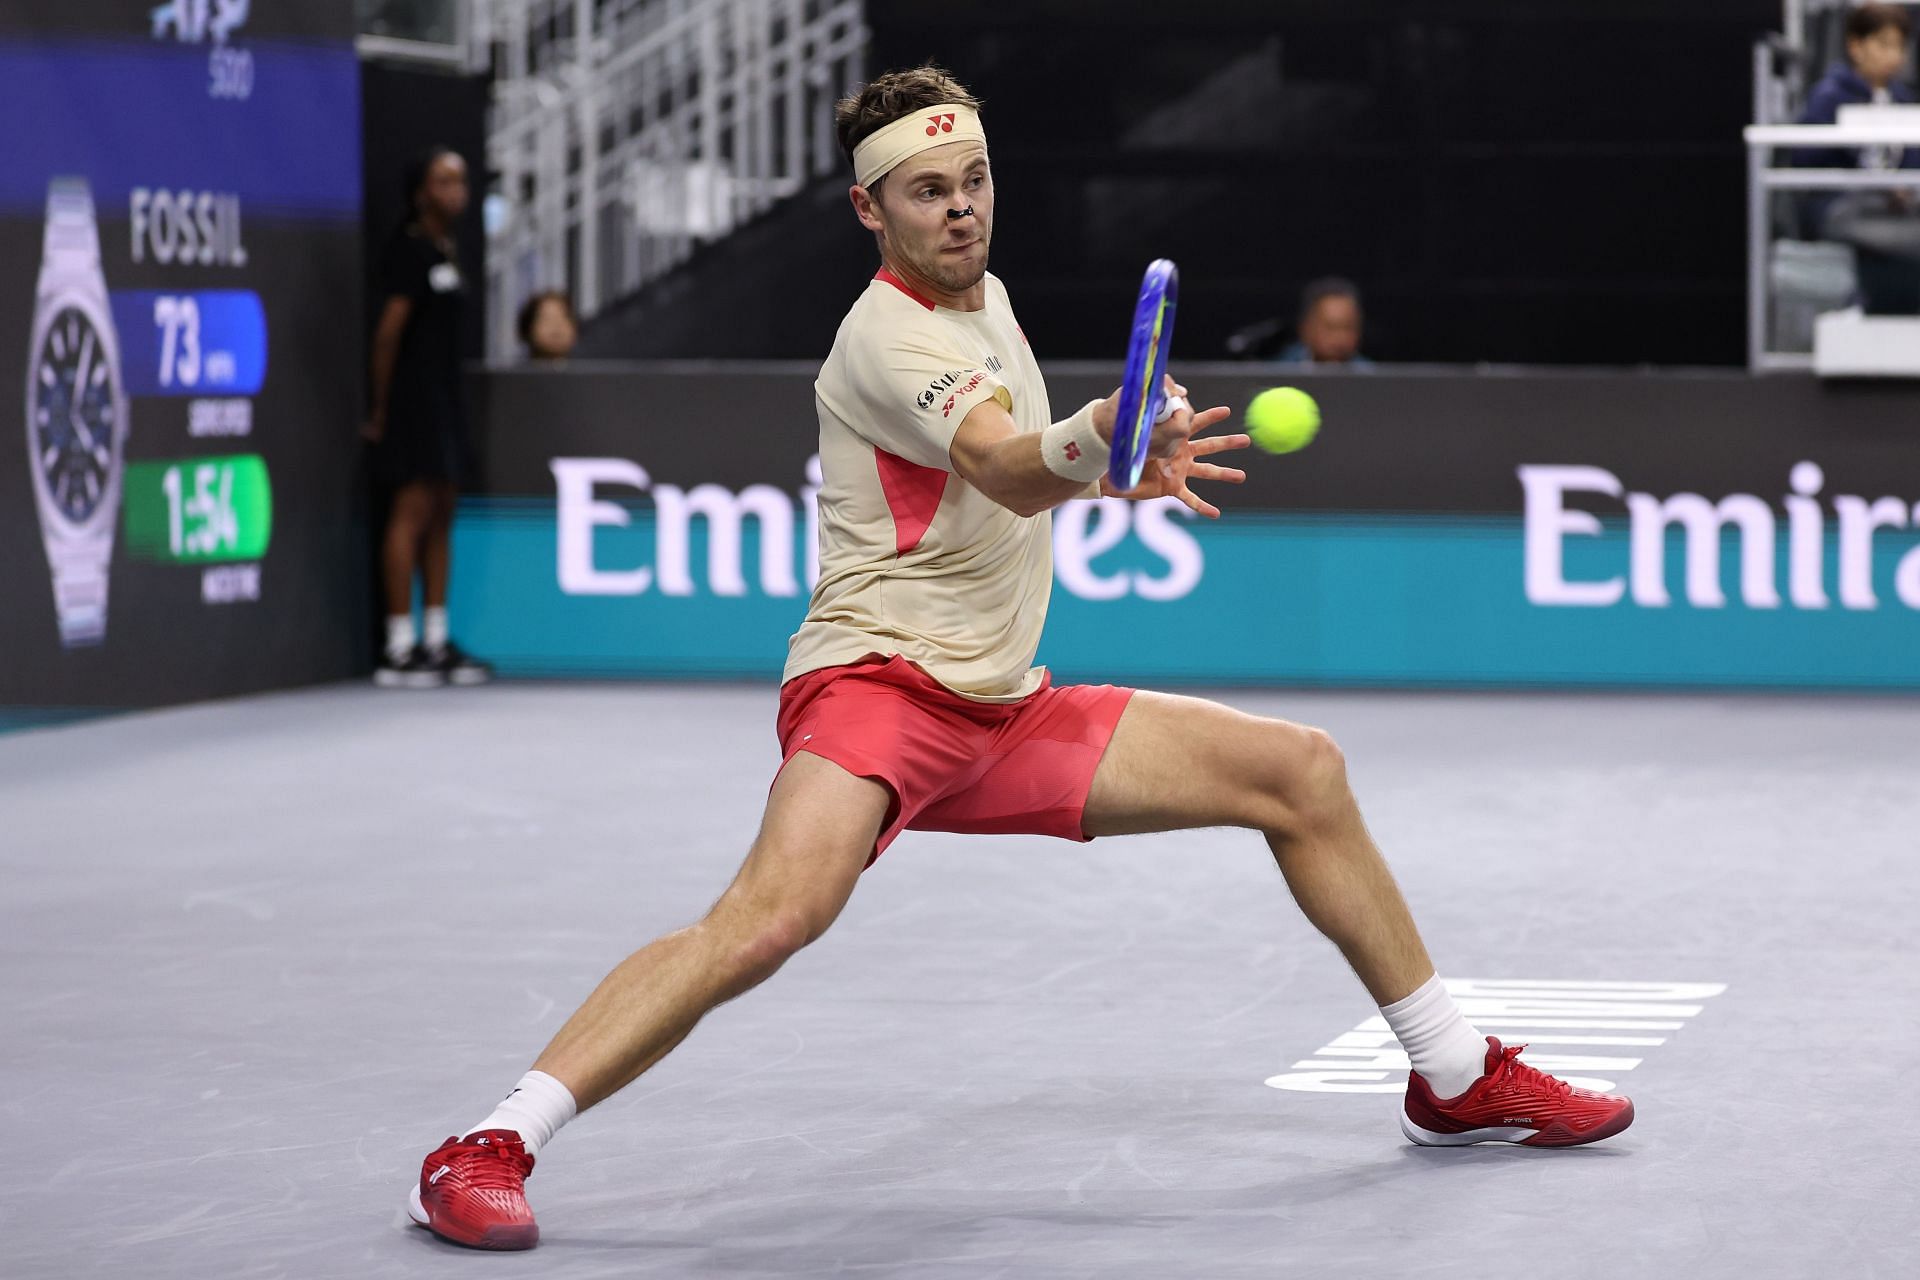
[1747,1,1920,370]
[1745,123,1920,370]
[355,0,484,70]
[482,0,869,360]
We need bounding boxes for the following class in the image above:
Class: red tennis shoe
[407,1129,539,1249]
[1401,1037,1635,1148]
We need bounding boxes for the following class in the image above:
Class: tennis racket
[1108,258,1180,491]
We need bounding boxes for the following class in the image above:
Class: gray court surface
[5,681,1916,1279]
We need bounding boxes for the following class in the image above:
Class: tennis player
[407,65,1634,1250]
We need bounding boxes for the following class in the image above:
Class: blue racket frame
[1108,258,1179,491]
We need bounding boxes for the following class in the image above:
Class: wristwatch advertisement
[25,179,127,647]
[0,1,366,714]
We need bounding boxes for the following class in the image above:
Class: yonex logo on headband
[852,103,986,188]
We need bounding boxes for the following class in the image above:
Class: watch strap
[43,178,102,275]
[46,538,109,645]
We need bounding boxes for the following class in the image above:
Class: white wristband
[1040,399,1110,482]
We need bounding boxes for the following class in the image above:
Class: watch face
[30,306,120,524]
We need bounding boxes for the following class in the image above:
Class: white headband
[852,103,987,189]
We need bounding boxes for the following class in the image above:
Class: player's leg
[1085,691,1430,1003]
[409,753,889,1248]
[531,751,887,1109]
[1081,692,1633,1147]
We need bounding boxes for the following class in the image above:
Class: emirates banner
[452,364,1920,691]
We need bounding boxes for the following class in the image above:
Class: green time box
[123,455,273,563]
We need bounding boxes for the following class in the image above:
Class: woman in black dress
[365,147,490,687]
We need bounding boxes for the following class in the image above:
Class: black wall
[468,362,1920,510]
[585,0,1776,368]
[863,0,1777,368]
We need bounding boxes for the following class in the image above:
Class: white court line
[1355,1016,1685,1032]
[1271,978,1727,1094]
[1329,1030,1666,1048]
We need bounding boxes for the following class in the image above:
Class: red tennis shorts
[775,654,1135,864]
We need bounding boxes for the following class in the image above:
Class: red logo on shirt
[916,370,964,412]
[925,113,956,136]
[940,370,989,417]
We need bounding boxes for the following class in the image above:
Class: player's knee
[726,905,829,987]
[1263,724,1350,834]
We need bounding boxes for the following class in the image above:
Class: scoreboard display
[0,1,366,711]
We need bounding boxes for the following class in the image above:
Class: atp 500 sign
[550,456,1204,603]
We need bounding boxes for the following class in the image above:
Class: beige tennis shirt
[783,267,1055,702]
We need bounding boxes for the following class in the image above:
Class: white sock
[385,614,416,660]
[464,1070,577,1158]
[1379,974,1489,1099]
[423,606,449,650]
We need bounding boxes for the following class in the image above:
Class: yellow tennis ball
[1246,387,1321,454]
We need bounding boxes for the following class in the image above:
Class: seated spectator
[1276,277,1376,369]
[517,290,579,361]
[1795,3,1920,313]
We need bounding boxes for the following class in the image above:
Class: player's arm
[948,391,1124,518]
[952,382,1245,519]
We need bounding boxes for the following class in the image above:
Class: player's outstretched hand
[1101,380,1248,519]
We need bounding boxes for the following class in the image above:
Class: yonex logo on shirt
[916,370,965,412]
[942,371,988,417]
